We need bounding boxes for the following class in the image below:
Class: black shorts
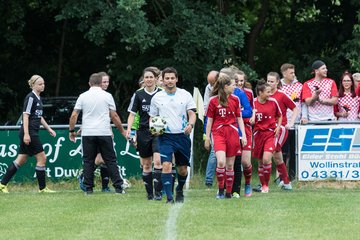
[82,136,117,162]
[19,132,44,157]
[136,128,159,158]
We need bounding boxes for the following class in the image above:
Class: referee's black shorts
[136,128,159,158]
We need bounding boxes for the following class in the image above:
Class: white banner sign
[297,124,360,181]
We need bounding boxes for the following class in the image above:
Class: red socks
[276,162,290,184]
[263,163,272,187]
[225,170,234,194]
[243,165,252,185]
[258,163,265,186]
[216,168,234,194]
[216,167,225,189]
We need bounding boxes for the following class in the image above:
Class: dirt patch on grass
[297,180,360,189]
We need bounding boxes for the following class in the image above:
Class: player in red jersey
[234,70,255,197]
[267,72,299,190]
[205,74,247,199]
[250,80,282,193]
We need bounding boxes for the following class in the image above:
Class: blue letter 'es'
[327,128,354,151]
[301,129,329,151]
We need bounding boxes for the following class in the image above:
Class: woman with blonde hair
[0,75,56,193]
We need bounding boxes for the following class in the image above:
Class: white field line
[164,199,185,240]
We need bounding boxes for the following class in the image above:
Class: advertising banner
[297,124,360,181]
[0,126,141,182]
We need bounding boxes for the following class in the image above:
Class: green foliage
[55,0,162,51]
[0,83,18,124]
[0,1,26,46]
[159,0,249,85]
[1,0,360,127]
[248,0,357,79]
[342,11,360,71]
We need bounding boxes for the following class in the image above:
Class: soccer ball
[150,116,167,135]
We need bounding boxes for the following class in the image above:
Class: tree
[342,6,360,71]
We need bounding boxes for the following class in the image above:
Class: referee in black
[69,73,126,194]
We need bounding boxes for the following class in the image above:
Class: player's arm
[22,113,31,145]
[69,109,80,142]
[110,110,126,138]
[319,96,338,106]
[126,112,136,139]
[303,83,321,106]
[126,93,139,138]
[41,117,56,137]
[184,109,196,135]
[239,91,252,118]
[300,102,309,124]
[204,117,213,151]
[275,115,282,137]
[305,94,320,106]
[320,81,339,106]
[249,108,256,125]
[286,107,299,129]
[237,116,247,146]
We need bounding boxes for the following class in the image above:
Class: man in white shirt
[69,73,126,194]
[149,67,197,204]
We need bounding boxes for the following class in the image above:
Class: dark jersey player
[126,67,163,200]
[0,75,56,193]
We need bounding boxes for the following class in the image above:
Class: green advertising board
[0,126,141,182]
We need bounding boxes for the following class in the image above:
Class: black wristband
[69,129,75,133]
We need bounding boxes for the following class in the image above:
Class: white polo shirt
[74,86,116,136]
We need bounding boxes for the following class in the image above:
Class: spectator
[203,70,219,188]
[302,60,338,121]
[334,71,360,121]
[280,63,304,180]
[353,72,360,97]
[353,72,360,89]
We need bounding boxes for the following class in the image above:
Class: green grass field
[1,177,360,240]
